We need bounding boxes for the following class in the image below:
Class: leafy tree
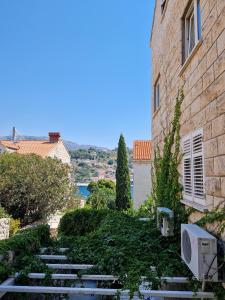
[87,179,116,209]
[86,187,116,210]
[0,153,73,225]
[115,134,131,210]
[87,179,115,193]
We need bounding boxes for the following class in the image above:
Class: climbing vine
[197,207,225,236]
[152,89,187,227]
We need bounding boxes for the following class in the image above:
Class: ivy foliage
[151,89,225,299]
[58,208,111,236]
[152,89,187,227]
[0,224,51,256]
[0,224,51,283]
[59,209,191,297]
[197,207,225,236]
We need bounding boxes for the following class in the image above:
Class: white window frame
[154,78,160,112]
[184,0,201,60]
[182,128,205,207]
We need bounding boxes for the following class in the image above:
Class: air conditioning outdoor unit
[157,207,174,237]
[181,224,218,281]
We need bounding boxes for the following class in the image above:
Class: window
[182,129,205,206]
[183,0,202,61]
[154,77,160,111]
[161,0,168,14]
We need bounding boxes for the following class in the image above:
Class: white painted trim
[181,198,208,212]
[37,255,67,261]
[0,286,215,298]
[194,0,199,43]
[14,273,117,281]
[0,278,15,298]
[12,273,189,284]
[40,248,69,254]
[182,128,206,210]
[46,264,94,270]
[179,39,202,76]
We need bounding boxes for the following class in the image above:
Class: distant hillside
[70,147,133,183]
[64,141,109,151]
[0,135,133,184]
[0,136,109,151]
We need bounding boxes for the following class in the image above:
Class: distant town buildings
[133,140,152,209]
[0,132,71,165]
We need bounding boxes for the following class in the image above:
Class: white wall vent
[181,224,218,281]
[157,207,174,237]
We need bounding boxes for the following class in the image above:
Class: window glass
[188,12,195,54]
[197,0,202,39]
[154,79,160,111]
[183,0,201,61]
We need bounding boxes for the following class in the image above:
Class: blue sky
[0,0,154,149]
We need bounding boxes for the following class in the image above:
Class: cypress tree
[116,134,131,210]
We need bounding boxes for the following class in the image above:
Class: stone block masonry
[0,218,10,240]
[151,0,225,238]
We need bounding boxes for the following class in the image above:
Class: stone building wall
[133,161,152,209]
[48,142,71,165]
[151,0,225,232]
[0,218,10,240]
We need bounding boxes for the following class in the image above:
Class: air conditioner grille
[182,230,192,264]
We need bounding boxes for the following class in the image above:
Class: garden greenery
[0,225,51,282]
[58,209,192,298]
[86,179,116,209]
[58,208,224,299]
[1,209,223,299]
[151,89,225,298]
[58,208,110,236]
[0,153,73,225]
[116,134,131,210]
[152,89,188,227]
[0,205,20,237]
[197,207,225,236]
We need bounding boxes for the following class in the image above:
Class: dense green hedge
[58,210,192,297]
[0,224,51,283]
[58,208,111,236]
[0,224,51,256]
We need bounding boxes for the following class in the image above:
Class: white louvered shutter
[192,130,205,205]
[183,136,192,202]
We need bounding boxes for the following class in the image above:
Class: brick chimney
[49,132,61,143]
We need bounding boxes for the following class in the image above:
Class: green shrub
[0,205,20,237]
[0,152,73,225]
[58,208,111,236]
[87,179,116,193]
[0,206,8,218]
[0,224,51,284]
[62,211,191,297]
[138,197,154,217]
[9,218,20,236]
[0,224,51,256]
[86,188,116,210]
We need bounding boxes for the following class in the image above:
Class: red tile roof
[133,140,152,161]
[0,140,60,157]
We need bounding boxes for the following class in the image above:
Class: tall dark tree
[115,134,131,210]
